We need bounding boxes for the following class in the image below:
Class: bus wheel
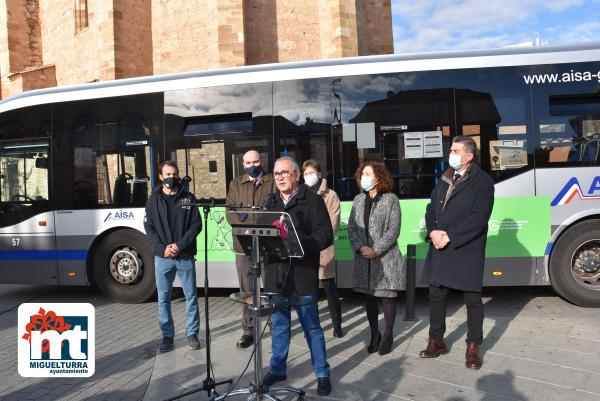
[550,220,600,307]
[93,229,156,303]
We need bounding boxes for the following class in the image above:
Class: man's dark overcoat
[425,163,494,292]
[263,184,333,296]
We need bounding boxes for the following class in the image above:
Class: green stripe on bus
[195,196,551,262]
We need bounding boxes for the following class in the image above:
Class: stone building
[0,0,393,100]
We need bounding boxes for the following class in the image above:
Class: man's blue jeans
[269,295,330,378]
[154,256,199,338]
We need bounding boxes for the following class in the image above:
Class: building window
[74,0,88,34]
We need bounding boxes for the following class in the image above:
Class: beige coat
[314,179,340,279]
[225,173,275,253]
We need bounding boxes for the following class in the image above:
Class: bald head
[243,150,262,166]
[242,149,263,178]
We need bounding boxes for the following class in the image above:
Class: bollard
[404,244,417,321]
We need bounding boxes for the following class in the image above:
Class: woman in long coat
[302,159,343,338]
[348,161,404,355]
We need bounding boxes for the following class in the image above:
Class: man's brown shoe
[419,338,448,358]
[465,342,482,369]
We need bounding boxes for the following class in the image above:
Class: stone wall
[0,0,393,98]
[113,0,153,79]
[39,0,116,85]
[151,0,219,75]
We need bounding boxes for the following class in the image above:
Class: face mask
[304,173,319,187]
[163,176,180,190]
[244,165,262,178]
[449,153,463,170]
[360,176,375,192]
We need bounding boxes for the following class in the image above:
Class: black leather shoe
[367,332,381,354]
[317,376,331,396]
[333,325,344,338]
[263,372,286,386]
[236,334,254,349]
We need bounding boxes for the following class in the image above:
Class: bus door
[0,138,57,284]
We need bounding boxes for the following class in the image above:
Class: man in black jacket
[419,136,494,369]
[144,161,202,353]
[261,156,334,396]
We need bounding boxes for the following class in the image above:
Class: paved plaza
[1,284,599,401]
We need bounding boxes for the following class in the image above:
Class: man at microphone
[225,149,275,348]
[262,156,333,396]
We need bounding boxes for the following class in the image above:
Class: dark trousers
[236,253,262,335]
[428,284,483,344]
[321,278,342,329]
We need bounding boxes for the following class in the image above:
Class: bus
[1,42,599,306]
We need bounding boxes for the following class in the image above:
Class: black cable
[216,255,293,400]
[218,311,273,399]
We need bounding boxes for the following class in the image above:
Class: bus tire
[549,220,600,307]
[92,229,156,303]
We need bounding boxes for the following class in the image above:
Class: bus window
[274,78,334,186]
[339,70,455,200]
[0,105,52,227]
[531,61,600,167]
[455,66,534,183]
[165,83,273,201]
[0,140,50,227]
[52,94,163,209]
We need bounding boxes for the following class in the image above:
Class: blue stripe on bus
[545,242,554,256]
[0,250,87,260]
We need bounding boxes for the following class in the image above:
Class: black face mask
[244,165,262,178]
[163,176,181,190]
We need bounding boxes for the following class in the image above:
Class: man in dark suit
[419,136,494,369]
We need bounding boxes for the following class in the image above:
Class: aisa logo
[551,176,600,206]
[18,303,95,377]
[104,210,135,222]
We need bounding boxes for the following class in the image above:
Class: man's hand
[430,230,450,250]
[164,243,180,258]
[359,245,378,259]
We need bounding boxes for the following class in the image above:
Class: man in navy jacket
[419,136,494,369]
[144,161,202,352]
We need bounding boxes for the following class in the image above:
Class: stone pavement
[1,285,600,401]
[144,287,600,401]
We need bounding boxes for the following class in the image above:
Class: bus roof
[2,41,600,113]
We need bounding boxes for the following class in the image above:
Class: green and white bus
[1,42,599,305]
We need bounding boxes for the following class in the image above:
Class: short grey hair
[274,156,300,172]
[452,136,478,159]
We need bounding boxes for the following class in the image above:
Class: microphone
[273,213,288,240]
[261,193,278,210]
[195,197,215,207]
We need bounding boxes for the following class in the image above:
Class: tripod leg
[212,388,251,401]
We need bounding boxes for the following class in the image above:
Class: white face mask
[304,173,319,187]
[360,176,375,191]
[449,153,463,170]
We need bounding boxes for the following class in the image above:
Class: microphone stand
[163,197,232,401]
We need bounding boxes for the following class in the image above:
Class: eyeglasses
[273,170,297,179]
